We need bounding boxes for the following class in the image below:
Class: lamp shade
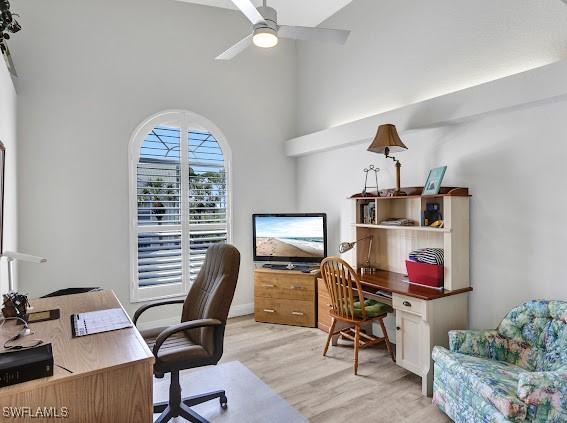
[338,242,356,254]
[367,124,407,154]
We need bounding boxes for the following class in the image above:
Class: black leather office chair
[134,243,240,423]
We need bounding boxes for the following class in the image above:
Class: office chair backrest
[320,257,367,321]
[181,243,240,354]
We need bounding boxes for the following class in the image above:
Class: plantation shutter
[188,130,228,282]
[135,125,228,291]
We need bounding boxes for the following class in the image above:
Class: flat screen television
[252,213,327,263]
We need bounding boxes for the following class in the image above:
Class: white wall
[297,100,567,330]
[12,0,297,320]
[0,59,17,293]
[295,0,567,329]
[296,0,567,136]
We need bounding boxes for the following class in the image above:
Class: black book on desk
[0,344,54,387]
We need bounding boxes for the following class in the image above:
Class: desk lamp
[338,235,376,274]
[367,124,408,196]
[2,251,47,293]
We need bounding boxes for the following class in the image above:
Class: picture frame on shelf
[422,166,447,195]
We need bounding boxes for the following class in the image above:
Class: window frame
[129,110,232,303]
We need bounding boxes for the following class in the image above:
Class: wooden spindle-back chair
[320,257,394,374]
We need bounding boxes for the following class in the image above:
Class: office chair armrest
[133,299,185,326]
[152,319,223,356]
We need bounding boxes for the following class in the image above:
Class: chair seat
[433,346,528,421]
[353,298,393,318]
[141,326,212,373]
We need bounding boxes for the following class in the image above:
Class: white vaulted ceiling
[175,0,352,26]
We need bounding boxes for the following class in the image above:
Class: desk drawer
[393,294,426,317]
[255,273,314,301]
[255,297,315,327]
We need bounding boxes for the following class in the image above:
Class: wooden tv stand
[254,267,319,328]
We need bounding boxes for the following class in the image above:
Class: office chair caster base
[220,394,228,409]
[153,372,228,423]
[153,400,169,414]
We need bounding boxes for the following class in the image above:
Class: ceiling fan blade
[215,34,253,60]
[278,26,350,44]
[230,0,265,25]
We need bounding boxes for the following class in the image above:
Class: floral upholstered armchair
[432,300,567,423]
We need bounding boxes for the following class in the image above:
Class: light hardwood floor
[219,315,451,423]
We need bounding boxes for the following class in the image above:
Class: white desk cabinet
[394,293,469,395]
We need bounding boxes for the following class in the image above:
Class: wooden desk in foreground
[0,290,154,423]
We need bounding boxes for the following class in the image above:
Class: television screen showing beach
[255,216,325,258]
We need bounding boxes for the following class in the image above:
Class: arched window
[129,111,231,302]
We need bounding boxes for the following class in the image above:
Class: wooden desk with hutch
[319,187,472,396]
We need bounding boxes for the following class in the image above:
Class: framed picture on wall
[422,166,447,196]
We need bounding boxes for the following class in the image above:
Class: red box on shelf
[405,260,444,289]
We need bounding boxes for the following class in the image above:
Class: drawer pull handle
[290,285,304,290]
[263,309,275,313]
[291,312,304,316]
[402,301,412,307]
[262,284,275,288]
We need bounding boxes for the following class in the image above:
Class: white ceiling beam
[285,60,567,157]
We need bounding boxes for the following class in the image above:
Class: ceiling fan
[216,0,350,60]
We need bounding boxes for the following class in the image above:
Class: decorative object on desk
[338,235,377,273]
[379,217,416,226]
[361,164,380,196]
[422,166,447,196]
[367,124,408,196]
[409,248,444,265]
[1,292,29,319]
[0,251,47,293]
[406,260,444,289]
[20,309,60,324]
[422,202,443,226]
[406,248,444,289]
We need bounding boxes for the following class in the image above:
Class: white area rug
[153,361,307,423]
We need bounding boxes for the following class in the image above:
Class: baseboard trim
[136,302,254,331]
[228,302,254,318]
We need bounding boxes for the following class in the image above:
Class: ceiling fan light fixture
[253,27,278,48]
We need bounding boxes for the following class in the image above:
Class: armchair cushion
[497,300,567,372]
[449,329,547,371]
[518,370,567,422]
[433,346,528,420]
[449,330,508,361]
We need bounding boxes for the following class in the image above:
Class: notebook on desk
[71,308,132,337]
